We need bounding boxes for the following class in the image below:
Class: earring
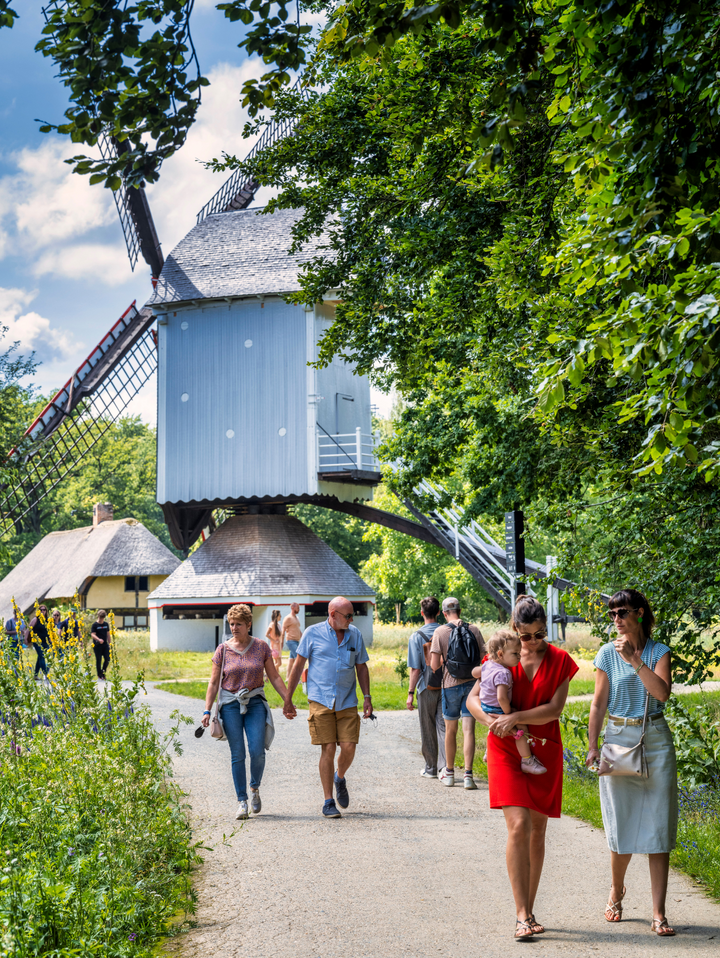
[638,614,643,623]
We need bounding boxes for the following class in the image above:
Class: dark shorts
[441,680,476,720]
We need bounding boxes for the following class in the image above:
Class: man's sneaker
[334,772,349,809]
[439,767,455,787]
[521,755,548,775]
[235,801,249,820]
[322,799,342,818]
[250,789,262,814]
[464,773,478,790]
[420,767,437,778]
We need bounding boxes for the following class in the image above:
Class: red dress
[487,644,578,818]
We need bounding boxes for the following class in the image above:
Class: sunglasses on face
[518,630,548,641]
[334,611,354,621]
[607,608,636,620]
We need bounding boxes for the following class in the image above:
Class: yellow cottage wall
[84,575,168,611]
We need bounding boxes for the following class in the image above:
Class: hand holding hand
[406,693,414,711]
[283,698,297,719]
[490,713,518,738]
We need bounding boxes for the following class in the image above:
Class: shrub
[0,606,198,957]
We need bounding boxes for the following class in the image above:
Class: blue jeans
[33,644,48,677]
[220,696,267,802]
[441,680,476,720]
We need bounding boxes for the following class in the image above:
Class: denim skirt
[599,714,678,854]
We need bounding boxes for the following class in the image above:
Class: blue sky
[0,3,295,419]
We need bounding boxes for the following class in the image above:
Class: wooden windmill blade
[0,304,158,537]
[98,134,164,279]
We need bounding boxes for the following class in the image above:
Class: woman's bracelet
[203,710,211,715]
[634,662,645,675]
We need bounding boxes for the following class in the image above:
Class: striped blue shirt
[594,638,671,718]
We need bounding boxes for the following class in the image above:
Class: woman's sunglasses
[518,630,548,641]
[607,608,636,620]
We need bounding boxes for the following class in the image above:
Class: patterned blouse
[212,639,271,692]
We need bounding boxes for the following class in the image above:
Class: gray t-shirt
[407,622,439,695]
[430,622,485,689]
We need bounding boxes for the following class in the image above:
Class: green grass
[568,678,595,696]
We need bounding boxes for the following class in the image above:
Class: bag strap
[213,642,227,715]
[640,689,650,736]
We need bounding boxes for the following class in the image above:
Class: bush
[0,607,198,957]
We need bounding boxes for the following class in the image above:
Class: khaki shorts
[308,701,361,745]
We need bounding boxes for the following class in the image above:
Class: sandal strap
[515,919,534,937]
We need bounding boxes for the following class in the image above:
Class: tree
[291,502,376,572]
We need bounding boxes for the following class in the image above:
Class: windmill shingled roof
[148,514,375,600]
[146,207,325,307]
[0,519,180,617]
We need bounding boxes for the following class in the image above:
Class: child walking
[479,630,546,775]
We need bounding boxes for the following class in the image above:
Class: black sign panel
[505,510,525,576]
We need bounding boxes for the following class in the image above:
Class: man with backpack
[406,596,446,778]
[430,597,486,789]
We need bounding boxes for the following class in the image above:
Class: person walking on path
[24,605,51,679]
[430,597,485,790]
[202,603,292,821]
[284,595,373,819]
[467,595,578,939]
[4,612,25,659]
[585,588,677,937]
[406,596,446,778]
[265,610,283,670]
[281,603,302,678]
[91,610,111,679]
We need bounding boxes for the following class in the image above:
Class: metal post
[505,510,525,598]
[455,525,460,559]
[546,555,559,643]
[356,426,362,469]
[135,577,139,630]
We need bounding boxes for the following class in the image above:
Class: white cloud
[32,242,132,286]
[0,286,81,366]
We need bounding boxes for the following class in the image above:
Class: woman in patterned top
[585,589,676,936]
[202,604,292,820]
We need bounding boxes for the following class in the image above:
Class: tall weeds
[0,606,198,957]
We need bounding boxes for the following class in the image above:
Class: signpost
[505,510,525,602]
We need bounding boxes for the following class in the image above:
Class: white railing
[317,428,379,472]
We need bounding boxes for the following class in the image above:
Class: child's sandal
[514,918,534,939]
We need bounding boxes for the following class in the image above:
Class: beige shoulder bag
[599,692,649,778]
[210,642,227,741]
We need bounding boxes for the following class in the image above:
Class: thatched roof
[0,518,180,617]
[148,514,374,601]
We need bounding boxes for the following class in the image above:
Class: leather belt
[608,712,664,726]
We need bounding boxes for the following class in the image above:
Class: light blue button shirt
[297,620,369,711]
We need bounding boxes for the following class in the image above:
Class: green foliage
[0,1,18,29]
[291,503,376,572]
[666,696,720,788]
[0,611,198,956]
[394,650,408,687]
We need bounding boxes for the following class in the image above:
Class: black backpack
[445,621,481,681]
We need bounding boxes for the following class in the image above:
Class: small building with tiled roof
[0,503,180,628]
[148,513,375,651]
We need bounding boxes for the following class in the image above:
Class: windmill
[0,82,577,637]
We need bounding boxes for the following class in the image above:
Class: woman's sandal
[604,886,626,922]
[651,918,676,937]
[528,914,545,934]
[514,918,534,940]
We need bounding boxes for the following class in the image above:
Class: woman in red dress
[467,596,578,939]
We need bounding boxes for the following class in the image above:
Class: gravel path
[144,685,720,958]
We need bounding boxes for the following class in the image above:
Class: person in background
[266,610,283,670]
[585,589,677,936]
[430,597,485,789]
[24,605,51,679]
[284,596,373,819]
[91,609,111,679]
[4,613,25,659]
[281,603,302,678]
[406,596,446,778]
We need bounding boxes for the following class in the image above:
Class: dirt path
[145,685,720,958]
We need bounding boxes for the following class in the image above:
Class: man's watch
[364,694,372,699]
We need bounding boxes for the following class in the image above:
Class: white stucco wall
[149,608,221,652]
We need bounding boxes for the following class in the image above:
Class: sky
[0,4,393,423]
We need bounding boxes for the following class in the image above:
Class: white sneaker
[439,767,455,787]
[250,789,262,814]
[420,767,437,778]
[464,773,477,790]
[235,801,249,820]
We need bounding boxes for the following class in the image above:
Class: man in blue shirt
[406,596,446,778]
[284,595,373,818]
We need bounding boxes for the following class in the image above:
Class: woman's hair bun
[511,595,547,628]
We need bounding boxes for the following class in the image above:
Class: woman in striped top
[586,589,677,937]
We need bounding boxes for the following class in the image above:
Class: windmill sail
[0,305,157,536]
